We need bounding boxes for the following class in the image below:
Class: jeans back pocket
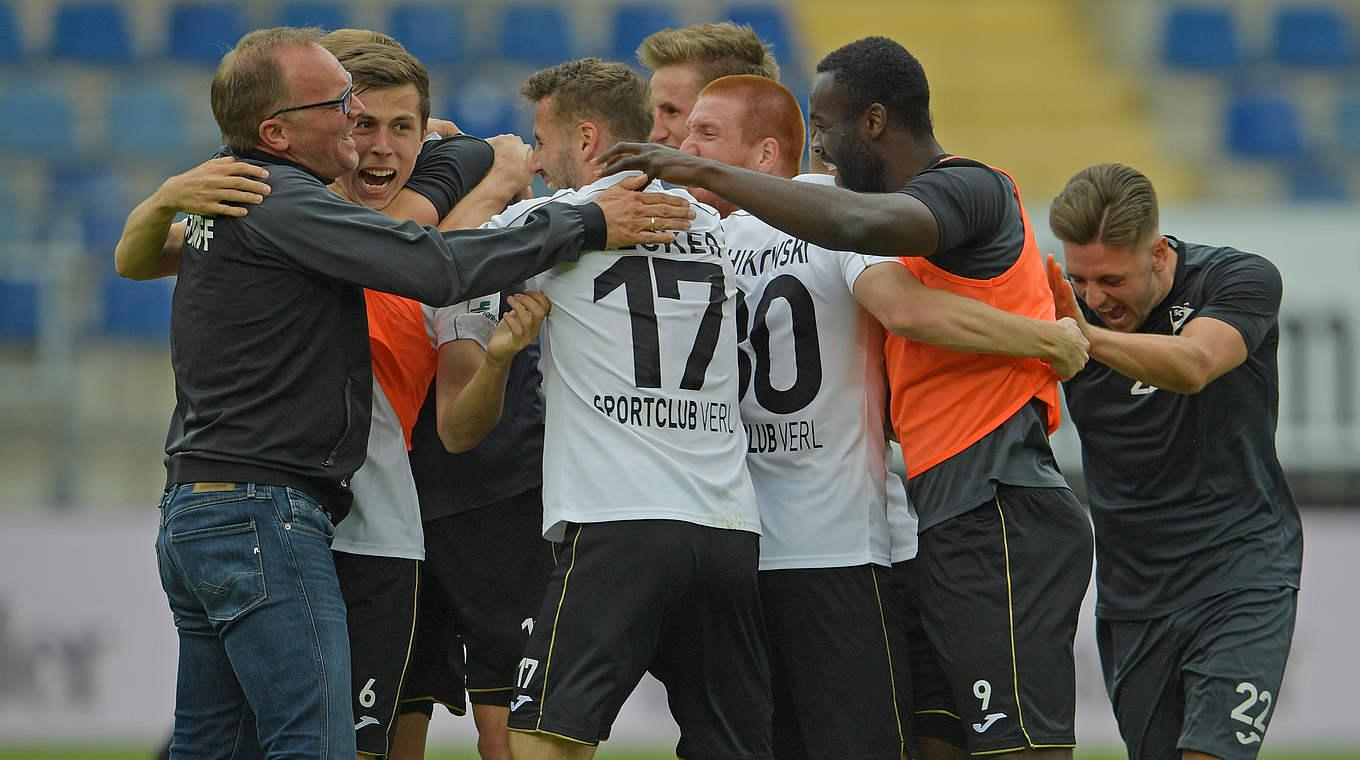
[169,518,267,622]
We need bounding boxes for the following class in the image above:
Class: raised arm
[438,134,534,231]
[115,157,270,280]
[856,261,1089,380]
[436,291,549,452]
[596,141,939,257]
[1047,255,1249,393]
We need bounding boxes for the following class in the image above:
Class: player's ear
[1150,235,1171,270]
[756,136,779,172]
[863,103,888,139]
[259,117,290,153]
[577,121,598,156]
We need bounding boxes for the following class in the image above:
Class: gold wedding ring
[649,216,656,230]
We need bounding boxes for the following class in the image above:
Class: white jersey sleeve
[725,178,902,570]
[423,295,500,351]
[483,173,758,540]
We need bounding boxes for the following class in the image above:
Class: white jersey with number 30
[727,173,910,570]
[484,172,757,541]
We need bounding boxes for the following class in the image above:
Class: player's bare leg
[507,730,596,760]
[1183,752,1223,760]
[389,712,431,760]
[473,704,512,760]
[1015,749,1072,759]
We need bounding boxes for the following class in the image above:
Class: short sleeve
[900,165,1008,256]
[1194,253,1282,353]
[404,135,495,218]
[841,253,907,293]
[431,293,502,349]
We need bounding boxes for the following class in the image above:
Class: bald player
[680,74,1090,760]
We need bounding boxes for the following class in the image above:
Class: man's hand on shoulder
[594,142,711,187]
[593,173,695,249]
[156,156,271,218]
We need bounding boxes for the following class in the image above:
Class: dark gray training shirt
[1063,238,1303,620]
[163,148,605,519]
[898,156,1070,531]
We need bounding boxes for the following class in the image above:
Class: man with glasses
[137,27,692,760]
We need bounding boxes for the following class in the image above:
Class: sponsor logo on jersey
[972,712,1007,733]
[1169,303,1195,334]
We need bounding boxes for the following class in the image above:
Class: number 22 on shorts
[1231,681,1273,745]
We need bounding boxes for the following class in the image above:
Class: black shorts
[508,520,772,760]
[913,485,1093,753]
[760,564,914,760]
[1097,586,1297,760]
[401,488,554,714]
[333,551,420,757]
[891,559,965,750]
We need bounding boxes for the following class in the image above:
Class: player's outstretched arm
[435,291,550,453]
[857,261,1089,379]
[438,135,534,231]
[1045,254,1248,393]
[595,141,938,256]
[115,157,270,280]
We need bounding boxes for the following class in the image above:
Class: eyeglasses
[268,72,354,119]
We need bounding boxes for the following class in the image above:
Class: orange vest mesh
[365,289,439,449]
[886,158,1061,477]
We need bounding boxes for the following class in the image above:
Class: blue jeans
[156,483,354,760]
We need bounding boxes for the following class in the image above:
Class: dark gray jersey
[1064,238,1303,619]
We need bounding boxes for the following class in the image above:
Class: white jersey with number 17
[727,173,913,570]
[483,172,758,542]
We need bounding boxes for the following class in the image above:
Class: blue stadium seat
[1285,160,1352,201]
[1336,96,1360,156]
[101,273,173,341]
[0,277,39,343]
[1162,5,1240,70]
[0,87,73,154]
[107,87,187,154]
[1225,95,1303,158]
[498,3,571,67]
[1272,7,1356,68]
[724,4,798,65]
[167,2,246,65]
[52,2,133,63]
[388,4,465,67]
[610,5,680,63]
[0,2,21,62]
[442,80,524,139]
[278,1,350,32]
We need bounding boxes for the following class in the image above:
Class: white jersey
[485,172,758,541]
[886,444,918,562]
[727,172,908,570]
[331,293,497,559]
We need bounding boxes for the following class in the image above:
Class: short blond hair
[1049,163,1161,248]
[636,22,779,86]
[699,75,804,177]
[520,58,652,143]
[325,37,431,126]
[319,28,402,56]
[211,27,323,153]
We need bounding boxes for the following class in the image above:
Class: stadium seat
[0,87,73,155]
[278,1,350,32]
[609,5,680,63]
[723,4,798,65]
[1272,7,1356,68]
[498,3,571,67]
[0,1,21,62]
[1225,94,1304,159]
[166,2,246,65]
[106,87,187,154]
[1161,5,1240,70]
[1285,160,1352,201]
[100,273,173,341]
[1336,96,1360,156]
[388,4,465,67]
[52,2,133,63]
[442,79,524,139]
[0,277,39,343]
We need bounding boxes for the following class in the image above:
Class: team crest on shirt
[1169,303,1194,334]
